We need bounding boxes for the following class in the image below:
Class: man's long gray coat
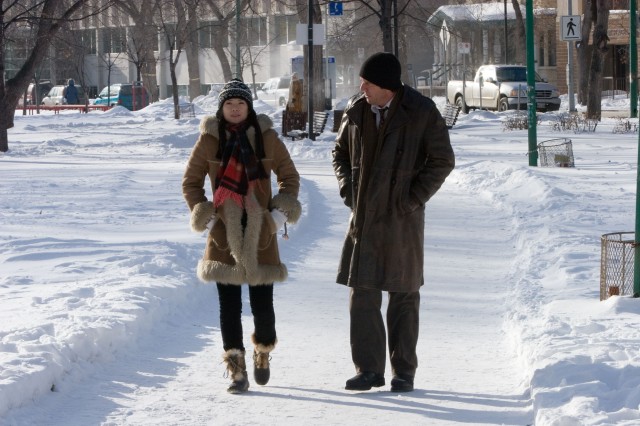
[332,86,455,292]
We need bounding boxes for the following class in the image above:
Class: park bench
[442,103,461,129]
[287,111,329,140]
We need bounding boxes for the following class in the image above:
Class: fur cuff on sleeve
[271,193,302,224]
[190,201,215,232]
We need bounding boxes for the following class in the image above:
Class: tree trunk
[577,3,594,105]
[214,45,233,83]
[115,1,161,102]
[511,0,525,64]
[586,0,610,120]
[171,61,180,120]
[185,1,201,101]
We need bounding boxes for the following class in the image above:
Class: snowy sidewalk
[1,159,532,425]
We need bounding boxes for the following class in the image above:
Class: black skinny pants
[216,283,276,352]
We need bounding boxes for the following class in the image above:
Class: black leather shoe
[390,374,414,392]
[345,372,385,391]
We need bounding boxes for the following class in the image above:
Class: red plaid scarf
[214,122,267,208]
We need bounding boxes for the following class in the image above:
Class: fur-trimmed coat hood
[183,113,301,285]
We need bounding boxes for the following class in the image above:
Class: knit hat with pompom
[218,78,253,109]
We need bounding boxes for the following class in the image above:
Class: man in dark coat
[332,52,455,393]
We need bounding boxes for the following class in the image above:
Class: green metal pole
[630,0,637,119]
[526,0,537,166]
[634,0,640,297]
[635,145,640,297]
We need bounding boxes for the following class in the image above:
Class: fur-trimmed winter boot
[223,349,249,394]
[252,336,277,386]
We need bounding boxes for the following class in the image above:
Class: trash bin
[600,232,635,300]
[537,138,575,167]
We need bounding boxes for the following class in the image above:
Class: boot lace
[253,351,271,369]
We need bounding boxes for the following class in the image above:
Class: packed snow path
[2,157,532,425]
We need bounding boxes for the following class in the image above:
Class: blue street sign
[329,2,343,16]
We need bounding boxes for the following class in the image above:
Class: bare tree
[114,0,162,102]
[1,0,108,152]
[586,0,610,119]
[157,0,189,119]
[201,0,250,84]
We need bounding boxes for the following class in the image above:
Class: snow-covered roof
[427,2,557,26]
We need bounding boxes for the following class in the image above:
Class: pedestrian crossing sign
[561,15,581,41]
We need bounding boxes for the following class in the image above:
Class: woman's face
[222,98,249,124]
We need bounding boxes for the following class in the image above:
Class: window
[239,16,267,47]
[199,21,228,48]
[274,14,298,45]
[79,29,97,54]
[102,28,127,53]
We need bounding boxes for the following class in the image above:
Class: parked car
[18,80,53,107]
[257,76,291,107]
[93,82,149,111]
[41,84,87,106]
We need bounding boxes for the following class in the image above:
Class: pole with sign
[561,15,580,113]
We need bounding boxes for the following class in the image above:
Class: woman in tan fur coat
[182,79,301,394]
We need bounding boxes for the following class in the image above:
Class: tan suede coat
[332,86,455,292]
[182,114,301,285]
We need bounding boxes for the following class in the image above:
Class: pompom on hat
[218,78,253,109]
[359,52,402,91]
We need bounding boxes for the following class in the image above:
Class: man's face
[359,78,394,107]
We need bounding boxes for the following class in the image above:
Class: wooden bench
[441,103,461,129]
[288,111,329,140]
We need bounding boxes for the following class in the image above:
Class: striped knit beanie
[218,78,253,109]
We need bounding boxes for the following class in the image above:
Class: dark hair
[215,108,266,160]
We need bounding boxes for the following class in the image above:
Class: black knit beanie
[359,52,402,90]
[218,78,253,109]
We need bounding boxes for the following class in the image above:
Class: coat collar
[199,114,274,139]
[345,86,431,133]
